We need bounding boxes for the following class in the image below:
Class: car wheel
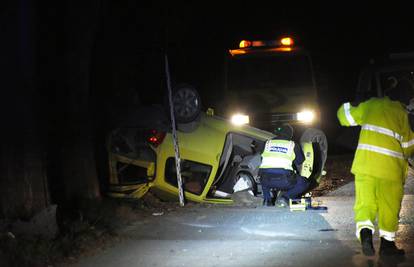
[231,172,259,206]
[233,172,258,196]
[300,128,328,173]
[300,128,328,164]
[172,84,202,124]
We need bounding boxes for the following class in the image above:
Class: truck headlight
[297,110,315,124]
[231,113,249,125]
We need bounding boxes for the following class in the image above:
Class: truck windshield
[379,69,414,91]
[227,53,313,91]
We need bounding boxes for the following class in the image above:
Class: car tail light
[146,129,166,147]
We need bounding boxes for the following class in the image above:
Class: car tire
[300,128,328,169]
[234,172,258,196]
[300,128,328,192]
[171,83,202,124]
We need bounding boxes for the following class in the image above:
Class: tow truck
[336,52,414,151]
[219,36,320,136]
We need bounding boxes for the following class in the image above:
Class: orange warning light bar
[280,37,294,46]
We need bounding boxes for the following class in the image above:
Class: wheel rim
[173,88,199,120]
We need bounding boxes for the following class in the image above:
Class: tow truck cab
[337,52,414,152]
[221,36,319,135]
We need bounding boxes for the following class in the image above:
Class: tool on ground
[289,197,328,211]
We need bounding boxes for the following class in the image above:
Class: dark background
[2,1,414,218]
[89,2,414,147]
[91,2,414,126]
[4,2,414,125]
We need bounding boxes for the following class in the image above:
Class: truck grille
[251,112,298,129]
[270,113,297,123]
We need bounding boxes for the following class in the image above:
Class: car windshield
[227,53,313,91]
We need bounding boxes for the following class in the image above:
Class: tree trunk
[0,0,49,219]
[59,0,103,201]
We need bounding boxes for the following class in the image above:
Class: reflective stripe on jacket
[337,97,414,181]
[260,139,295,170]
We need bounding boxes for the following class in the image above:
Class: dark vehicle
[356,52,414,101]
[337,52,414,151]
[219,36,319,134]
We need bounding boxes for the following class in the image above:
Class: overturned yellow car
[106,86,327,204]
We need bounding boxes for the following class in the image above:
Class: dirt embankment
[310,154,354,196]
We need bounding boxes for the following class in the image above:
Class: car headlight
[231,113,249,125]
[297,110,315,124]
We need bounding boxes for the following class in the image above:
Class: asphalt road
[61,176,414,267]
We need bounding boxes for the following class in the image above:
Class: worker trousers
[354,174,404,241]
[259,170,309,202]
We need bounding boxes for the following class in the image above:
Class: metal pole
[165,54,185,206]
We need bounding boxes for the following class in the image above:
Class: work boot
[275,197,289,208]
[360,228,375,256]
[379,237,405,255]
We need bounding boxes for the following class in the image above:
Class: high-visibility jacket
[337,97,414,181]
[260,139,296,171]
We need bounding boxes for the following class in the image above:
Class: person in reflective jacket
[258,124,307,207]
[337,79,414,256]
